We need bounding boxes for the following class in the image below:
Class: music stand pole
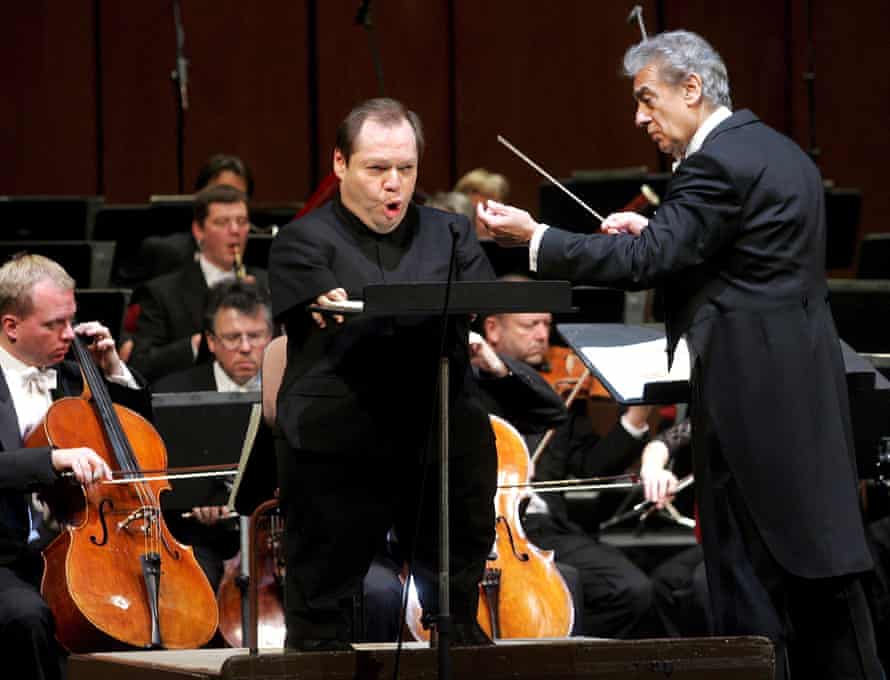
[437,357,452,678]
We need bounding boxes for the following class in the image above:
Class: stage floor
[69,636,775,679]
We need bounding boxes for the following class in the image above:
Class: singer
[268,97,497,651]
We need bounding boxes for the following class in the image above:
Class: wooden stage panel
[68,637,774,679]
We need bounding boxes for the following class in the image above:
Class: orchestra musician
[268,97,498,651]
[475,309,658,638]
[0,254,149,680]
[155,280,273,593]
[129,185,269,384]
[479,30,882,679]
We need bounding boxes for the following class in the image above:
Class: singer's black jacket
[269,193,496,460]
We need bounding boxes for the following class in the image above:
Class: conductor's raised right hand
[52,447,113,487]
[311,287,347,328]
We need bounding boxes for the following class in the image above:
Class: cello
[30,336,218,651]
[405,414,574,640]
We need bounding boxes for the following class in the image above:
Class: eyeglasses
[207,216,250,229]
[212,330,270,350]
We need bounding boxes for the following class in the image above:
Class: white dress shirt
[212,361,260,393]
[198,254,236,289]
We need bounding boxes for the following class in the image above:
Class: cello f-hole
[90,498,114,546]
[496,516,530,562]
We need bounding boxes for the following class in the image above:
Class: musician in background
[154,280,272,592]
[0,254,147,680]
[480,30,882,679]
[135,153,256,283]
[129,185,269,384]
[475,309,658,638]
[454,168,510,241]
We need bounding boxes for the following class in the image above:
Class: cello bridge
[117,506,157,534]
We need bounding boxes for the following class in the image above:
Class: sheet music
[581,337,690,401]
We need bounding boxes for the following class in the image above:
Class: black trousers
[277,440,497,647]
[692,366,883,680]
[651,544,712,637]
[0,549,65,680]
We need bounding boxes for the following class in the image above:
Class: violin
[538,345,610,401]
[30,336,218,651]
[404,415,574,640]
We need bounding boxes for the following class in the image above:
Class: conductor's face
[334,118,418,234]
[632,63,701,159]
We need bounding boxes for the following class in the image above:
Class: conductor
[479,31,882,680]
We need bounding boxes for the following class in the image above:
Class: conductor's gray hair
[623,30,732,110]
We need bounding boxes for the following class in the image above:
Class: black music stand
[361,280,572,679]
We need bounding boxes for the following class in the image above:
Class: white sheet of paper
[581,337,690,401]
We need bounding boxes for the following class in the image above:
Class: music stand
[361,280,572,678]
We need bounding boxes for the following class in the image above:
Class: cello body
[31,395,218,652]
[216,508,286,648]
[405,415,574,640]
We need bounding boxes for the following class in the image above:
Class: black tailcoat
[537,110,869,579]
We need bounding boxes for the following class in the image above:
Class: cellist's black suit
[535,110,881,678]
[0,362,150,680]
[269,195,497,648]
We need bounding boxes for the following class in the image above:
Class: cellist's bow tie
[20,366,57,395]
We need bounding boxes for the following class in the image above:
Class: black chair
[92,204,193,286]
[74,289,132,340]
[828,278,890,353]
[0,241,115,288]
[0,196,101,241]
[825,187,862,270]
[857,233,890,279]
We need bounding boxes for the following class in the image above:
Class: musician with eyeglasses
[129,185,269,384]
[154,280,273,592]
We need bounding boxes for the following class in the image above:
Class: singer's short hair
[193,185,248,225]
[0,253,75,317]
[335,98,424,163]
[623,30,732,110]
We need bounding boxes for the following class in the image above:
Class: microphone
[172,0,189,110]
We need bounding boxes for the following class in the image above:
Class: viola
[538,345,610,401]
[30,336,218,651]
[404,414,574,640]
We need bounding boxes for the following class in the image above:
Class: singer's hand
[312,288,347,328]
[476,200,539,247]
[601,211,649,236]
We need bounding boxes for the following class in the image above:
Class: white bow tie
[20,367,58,395]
